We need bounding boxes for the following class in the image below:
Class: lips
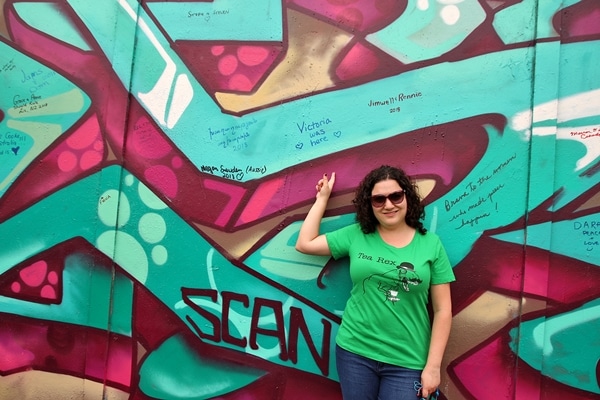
[380,209,399,217]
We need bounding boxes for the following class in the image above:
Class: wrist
[423,364,441,372]
[315,195,330,204]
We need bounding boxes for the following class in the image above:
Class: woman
[296,165,455,400]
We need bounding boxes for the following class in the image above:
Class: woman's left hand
[419,365,440,398]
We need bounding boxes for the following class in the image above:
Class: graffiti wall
[1,0,599,399]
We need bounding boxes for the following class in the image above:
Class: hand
[315,172,335,199]
[419,366,440,398]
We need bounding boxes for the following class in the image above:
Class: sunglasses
[370,190,405,207]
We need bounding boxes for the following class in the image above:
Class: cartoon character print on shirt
[362,262,423,303]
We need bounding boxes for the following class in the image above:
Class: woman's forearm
[421,283,452,397]
[425,307,452,369]
[295,196,330,255]
[295,173,335,256]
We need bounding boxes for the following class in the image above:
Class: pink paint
[47,271,58,285]
[66,117,99,150]
[145,165,178,199]
[336,42,379,80]
[211,45,225,56]
[131,116,173,159]
[171,155,183,169]
[40,284,57,300]
[238,46,270,66]
[203,178,247,227]
[291,0,404,31]
[57,150,78,172]
[229,73,253,91]
[10,281,21,293]
[238,178,284,224]
[19,260,47,287]
[219,54,238,76]
[80,149,103,170]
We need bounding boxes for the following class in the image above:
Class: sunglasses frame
[370,190,405,207]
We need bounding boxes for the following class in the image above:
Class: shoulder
[326,222,372,247]
[326,223,366,259]
[413,231,448,256]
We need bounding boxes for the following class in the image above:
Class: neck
[377,224,416,247]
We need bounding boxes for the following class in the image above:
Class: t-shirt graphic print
[362,261,423,303]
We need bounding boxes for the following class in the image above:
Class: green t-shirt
[326,223,455,369]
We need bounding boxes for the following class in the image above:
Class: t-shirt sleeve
[325,223,361,260]
[430,235,456,285]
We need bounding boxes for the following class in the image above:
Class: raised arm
[295,172,336,256]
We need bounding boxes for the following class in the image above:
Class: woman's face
[370,179,407,229]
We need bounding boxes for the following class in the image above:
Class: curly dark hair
[352,165,426,235]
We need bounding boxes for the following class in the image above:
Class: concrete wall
[1,1,599,399]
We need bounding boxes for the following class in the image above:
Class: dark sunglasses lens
[389,191,404,204]
[371,195,386,207]
[371,191,404,207]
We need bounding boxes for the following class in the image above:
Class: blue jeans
[336,345,422,400]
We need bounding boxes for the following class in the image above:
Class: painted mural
[0,0,599,399]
